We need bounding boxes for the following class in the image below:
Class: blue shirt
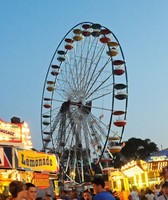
[93,191,115,200]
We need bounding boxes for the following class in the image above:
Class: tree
[113,137,159,168]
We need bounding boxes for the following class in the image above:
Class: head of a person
[9,180,27,200]
[89,188,94,195]
[155,184,160,190]
[162,181,168,195]
[132,185,138,192]
[1,194,11,200]
[69,190,77,199]
[36,197,43,200]
[92,177,105,194]
[161,166,168,180]
[25,183,36,200]
[61,190,67,197]
[145,187,152,194]
[45,194,52,200]
[83,190,92,200]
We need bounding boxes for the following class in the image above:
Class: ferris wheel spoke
[65,127,76,172]
[89,114,109,138]
[88,90,112,102]
[85,123,97,162]
[84,58,111,97]
[80,40,106,90]
[79,37,97,87]
[71,41,83,92]
[58,74,78,97]
[54,111,76,150]
[55,88,69,101]
[75,37,88,91]
[81,47,106,91]
[85,74,112,101]
[78,37,92,91]
[59,63,78,94]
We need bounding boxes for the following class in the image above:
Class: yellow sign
[18,149,59,172]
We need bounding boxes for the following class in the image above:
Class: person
[9,180,27,200]
[83,190,92,200]
[158,181,168,200]
[69,190,78,200]
[139,189,146,200]
[36,198,43,200]
[25,183,37,200]
[145,187,154,200]
[154,185,161,200]
[130,186,139,200]
[60,190,69,200]
[1,194,11,200]
[91,177,115,200]
[45,194,52,200]
[160,166,168,186]
[89,188,95,199]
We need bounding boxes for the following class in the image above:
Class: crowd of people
[0,177,116,200]
[0,181,52,200]
[129,166,168,200]
[129,181,168,200]
[1,166,168,200]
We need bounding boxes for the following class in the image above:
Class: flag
[99,114,104,120]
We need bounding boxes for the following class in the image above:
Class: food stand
[0,118,59,196]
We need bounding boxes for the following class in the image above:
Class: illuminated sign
[33,173,49,188]
[150,156,168,161]
[18,149,59,172]
[0,121,22,142]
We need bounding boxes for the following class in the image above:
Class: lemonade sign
[18,149,59,172]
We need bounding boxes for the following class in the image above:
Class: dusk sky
[1,1,168,150]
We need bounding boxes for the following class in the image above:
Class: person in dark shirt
[60,190,69,200]
[91,177,115,200]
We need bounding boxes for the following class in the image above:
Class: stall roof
[146,148,168,162]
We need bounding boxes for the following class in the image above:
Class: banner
[17,149,59,172]
[0,120,22,142]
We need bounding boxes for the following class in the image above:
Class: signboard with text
[17,149,59,172]
[33,173,50,188]
[0,120,22,143]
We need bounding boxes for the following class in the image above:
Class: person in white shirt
[145,187,155,200]
[130,186,139,200]
[158,182,168,200]
[154,184,161,200]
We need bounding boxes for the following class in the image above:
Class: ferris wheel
[41,22,128,183]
